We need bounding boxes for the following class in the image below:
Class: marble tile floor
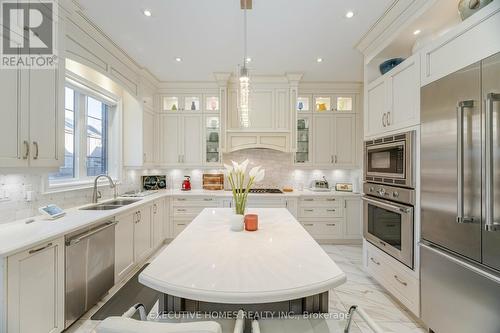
[65,245,427,333]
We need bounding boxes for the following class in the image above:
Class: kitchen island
[139,208,346,313]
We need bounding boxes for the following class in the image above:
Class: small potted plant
[225,159,265,231]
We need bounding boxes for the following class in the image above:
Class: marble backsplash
[143,149,362,193]
[0,149,361,225]
[0,170,141,225]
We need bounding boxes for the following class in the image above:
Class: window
[50,85,113,183]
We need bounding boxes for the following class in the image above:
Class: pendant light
[238,0,251,128]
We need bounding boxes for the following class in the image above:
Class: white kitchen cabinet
[7,238,65,333]
[312,114,357,168]
[162,95,201,112]
[170,196,221,238]
[298,196,362,243]
[386,55,420,130]
[160,114,203,166]
[204,115,221,165]
[365,78,386,136]
[143,107,155,165]
[312,115,333,166]
[162,198,170,239]
[295,116,312,165]
[420,3,500,86]
[182,115,203,165]
[365,54,420,137]
[333,114,356,167]
[152,199,165,249]
[133,205,153,263]
[114,212,135,283]
[344,197,362,240]
[28,68,64,168]
[160,114,181,165]
[366,242,419,316]
[314,94,355,113]
[0,25,64,169]
[0,57,26,167]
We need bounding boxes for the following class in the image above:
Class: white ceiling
[78,0,394,82]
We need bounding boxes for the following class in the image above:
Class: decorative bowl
[379,58,405,75]
[458,0,493,21]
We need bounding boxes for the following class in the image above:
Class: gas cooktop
[228,188,283,194]
[249,188,283,194]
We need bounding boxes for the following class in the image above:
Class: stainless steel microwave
[364,131,415,188]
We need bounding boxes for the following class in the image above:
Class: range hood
[223,74,302,153]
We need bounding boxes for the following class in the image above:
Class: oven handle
[362,196,412,214]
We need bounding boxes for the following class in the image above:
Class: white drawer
[299,207,343,218]
[366,245,419,316]
[173,221,190,237]
[301,219,343,239]
[300,197,342,207]
[172,197,219,207]
[172,206,207,217]
[246,197,286,208]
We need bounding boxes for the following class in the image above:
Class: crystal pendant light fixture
[238,0,250,128]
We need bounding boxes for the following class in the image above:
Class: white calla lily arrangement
[224,159,265,215]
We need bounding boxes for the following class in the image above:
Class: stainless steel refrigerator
[421,52,500,333]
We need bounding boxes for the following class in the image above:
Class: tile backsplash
[144,149,362,193]
[0,170,141,225]
[0,149,361,225]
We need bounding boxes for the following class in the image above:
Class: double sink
[79,198,142,210]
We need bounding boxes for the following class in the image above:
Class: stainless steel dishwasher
[65,219,116,328]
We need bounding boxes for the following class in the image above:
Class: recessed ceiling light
[345,11,354,18]
[413,29,421,35]
[246,57,252,63]
[316,58,323,63]
[143,9,152,17]
[175,57,182,62]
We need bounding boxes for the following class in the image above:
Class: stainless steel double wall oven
[363,131,416,268]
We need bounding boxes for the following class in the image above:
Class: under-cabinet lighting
[143,9,152,17]
[345,11,354,18]
[175,57,182,62]
[316,58,323,63]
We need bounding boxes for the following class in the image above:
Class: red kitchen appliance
[181,176,191,191]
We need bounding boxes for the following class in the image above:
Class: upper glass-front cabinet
[297,96,311,112]
[295,116,311,164]
[315,96,331,112]
[312,95,355,112]
[335,95,354,112]
[163,96,179,111]
[205,116,220,164]
[204,96,220,112]
[184,96,200,111]
[162,95,202,112]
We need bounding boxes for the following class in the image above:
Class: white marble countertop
[139,208,346,304]
[0,189,360,258]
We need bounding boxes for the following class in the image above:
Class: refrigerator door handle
[456,100,475,224]
[485,93,500,232]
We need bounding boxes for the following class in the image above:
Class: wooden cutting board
[203,174,224,190]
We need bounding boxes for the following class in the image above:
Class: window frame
[44,76,122,193]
